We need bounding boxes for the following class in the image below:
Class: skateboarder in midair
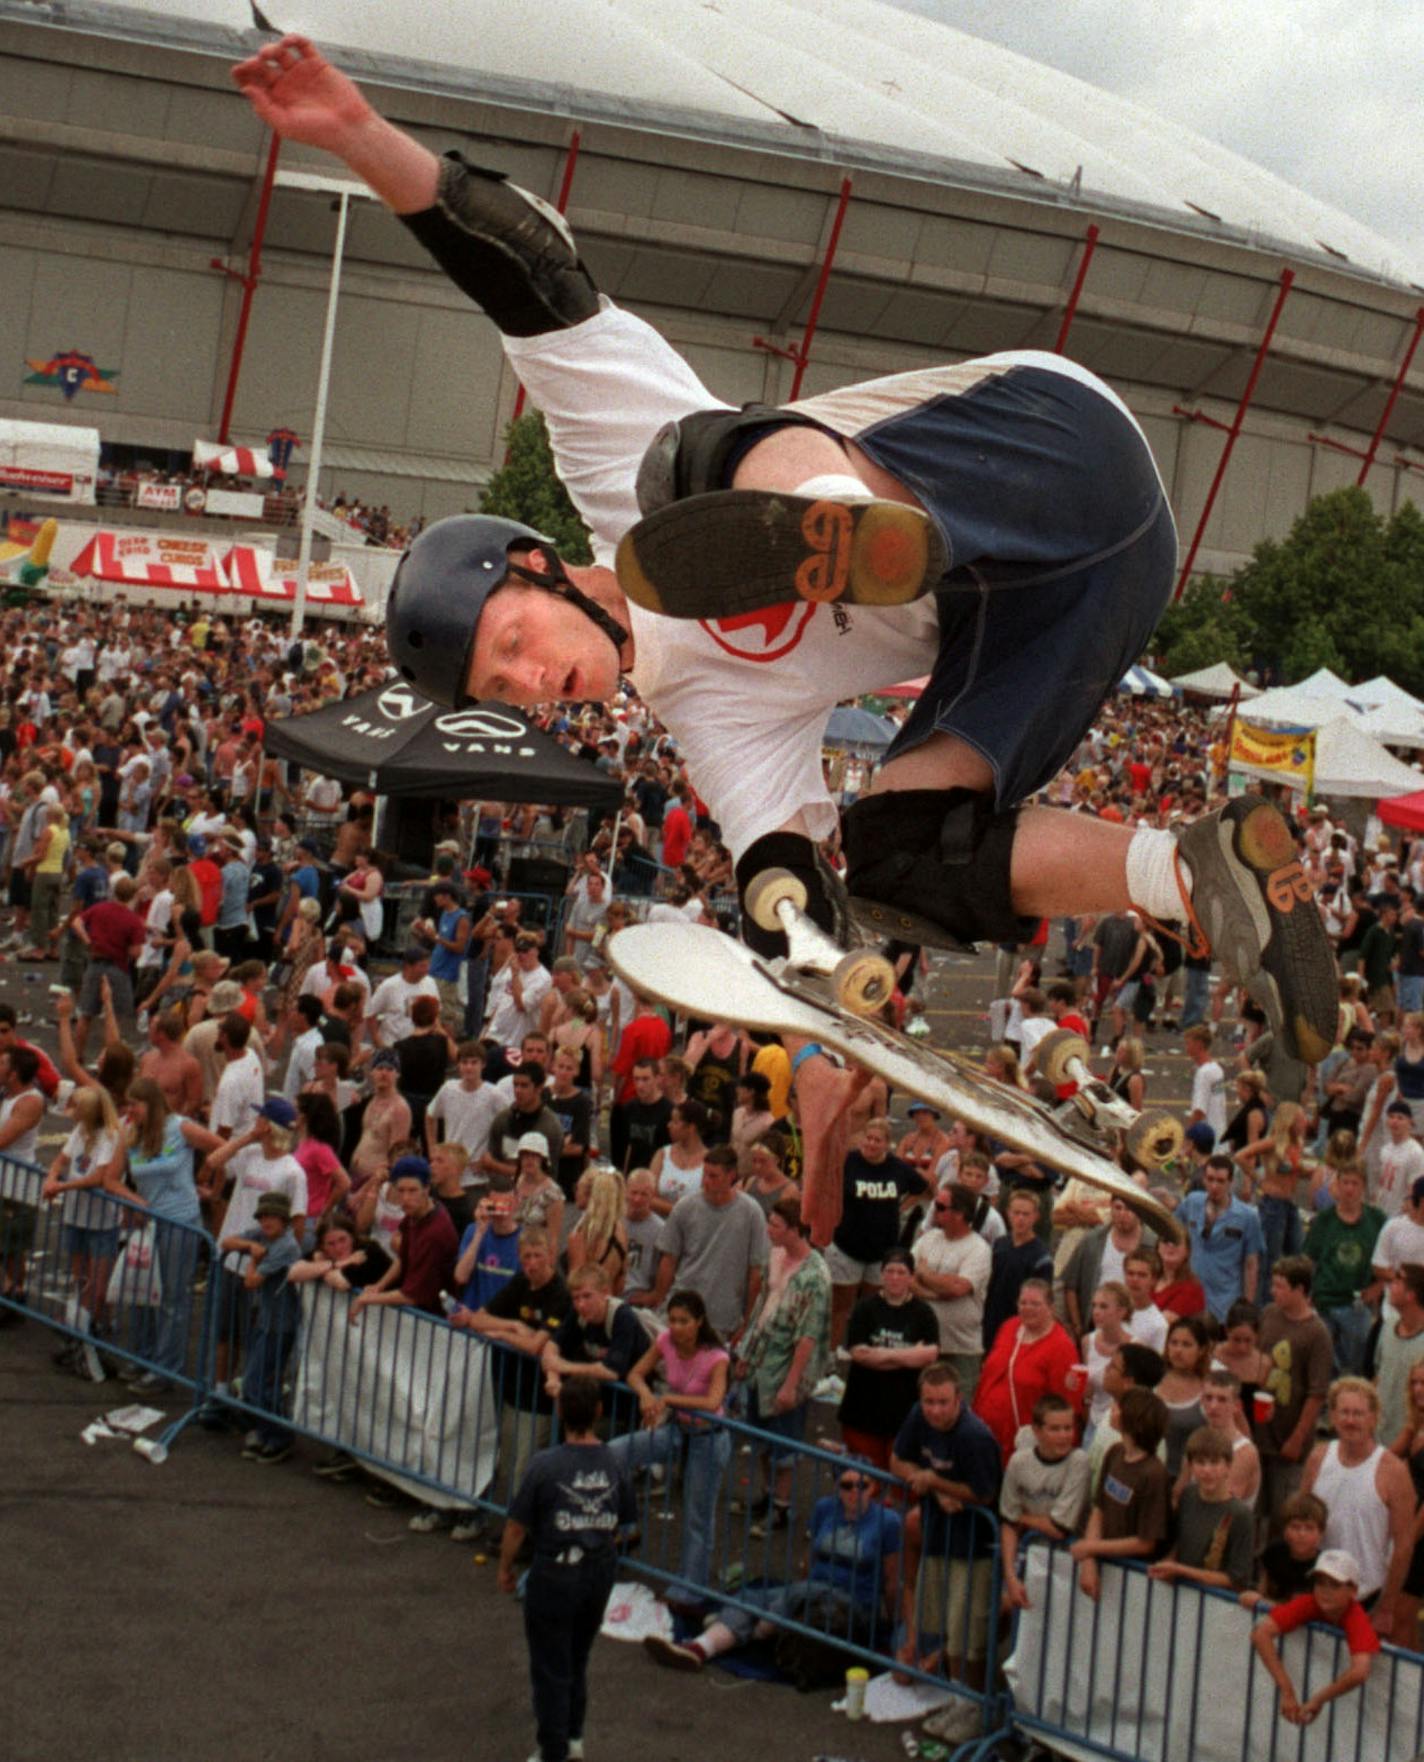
[233,38,1336,1218]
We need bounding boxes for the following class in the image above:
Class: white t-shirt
[1377,1138,1424,1219]
[367,972,441,1048]
[211,1048,265,1136]
[1126,1303,1169,1354]
[300,961,371,1006]
[527,316,1160,861]
[59,1126,119,1229]
[428,1079,505,1171]
[1374,1212,1424,1275]
[138,888,174,970]
[218,1147,308,1270]
[1019,1016,1054,1065]
[1190,1061,1228,1140]
[913,1226,992,1355]
[282,1027,325,1100]
[485,961,552,1047]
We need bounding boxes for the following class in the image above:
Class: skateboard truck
[743,867,897,1018]
[1035,1029,1184,1171]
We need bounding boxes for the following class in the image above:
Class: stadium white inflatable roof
[49,0,1419,286]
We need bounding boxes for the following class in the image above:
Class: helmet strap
[506,556,630,657]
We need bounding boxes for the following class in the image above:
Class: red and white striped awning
[70,529,230,590]
[192,439,274,481]
[224,545,361,607]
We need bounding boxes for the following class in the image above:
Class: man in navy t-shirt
[891,1361,1002,1687]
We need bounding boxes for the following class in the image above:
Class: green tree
[478,411,593,565]
[1154,486,1424,692]
[1151,578,1249,677]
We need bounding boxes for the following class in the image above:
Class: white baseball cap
[1312,1549,1360,1586]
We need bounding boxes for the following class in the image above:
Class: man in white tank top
[1302,1378,1415,1640]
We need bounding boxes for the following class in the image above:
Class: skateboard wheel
[831,948,896,1016]
[1126,1109,1184,1171]
[1036,1029,1091,1089]
[744,866,808,934]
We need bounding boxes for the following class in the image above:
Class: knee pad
[635,405,836,517]
[842,789,1033,947]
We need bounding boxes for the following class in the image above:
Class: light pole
[275,169,372,637]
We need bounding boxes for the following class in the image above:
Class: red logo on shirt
[699,602,817,662]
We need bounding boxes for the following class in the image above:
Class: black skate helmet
[386,514,627,709]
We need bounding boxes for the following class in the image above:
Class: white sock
[1126,826,1188,920]
[793,471,873,503]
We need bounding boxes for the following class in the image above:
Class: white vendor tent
[1294,666,1356,702]
[1232,716,1422,799]
[1354,675,1424,714]
[1118,664,1174,698]
[1357,705,1424,750]
[1170,662,1261,701]
[70,528,230,591]
[224,544,361,607]
[0,418,99,504]
[1234,685,1372,731]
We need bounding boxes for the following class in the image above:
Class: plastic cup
[1253,1390,1276,1427]
[1065,1363,1089,1396]
[844,1666,869,1719]
[132,1436,168,1465]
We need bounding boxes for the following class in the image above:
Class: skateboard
[607,869,1183,1240]
[614,488,947,621]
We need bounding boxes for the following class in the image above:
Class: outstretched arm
[232,36,438,213]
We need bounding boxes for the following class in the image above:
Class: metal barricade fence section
[1006,1537,1424,1762]
[0,1154,214,1394]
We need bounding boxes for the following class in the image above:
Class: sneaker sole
[615,490,945,621]
[1186,800,1336,1065]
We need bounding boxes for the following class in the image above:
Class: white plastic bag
[600,1581,674,1645]
[106,1223,162,1308]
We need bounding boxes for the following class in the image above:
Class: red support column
[1054,222,1100,355]
[1357,305,1424,485]
[789,178,853,400]
[754,178,855,400]
[510,129,583,430]
[1173,267,1295,601]
[213,133,281,445]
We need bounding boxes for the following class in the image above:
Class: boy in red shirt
[1251,1549,1380,1727]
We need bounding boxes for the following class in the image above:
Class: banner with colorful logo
[23,350,118,400]
[1229,719,1316,791]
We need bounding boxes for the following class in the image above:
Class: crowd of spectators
[0,598,1419,1732]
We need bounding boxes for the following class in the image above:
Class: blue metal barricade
[0,1153,216,1443]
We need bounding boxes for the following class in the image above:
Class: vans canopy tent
[264,683,625,807]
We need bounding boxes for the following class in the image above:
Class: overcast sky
[899,1,1423,272]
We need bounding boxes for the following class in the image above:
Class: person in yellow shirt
[23,803,71,961]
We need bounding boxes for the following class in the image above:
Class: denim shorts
[856,364,1179,807]
[62,1223,120,1259]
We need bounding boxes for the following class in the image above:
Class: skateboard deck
[609,921,1181,1240]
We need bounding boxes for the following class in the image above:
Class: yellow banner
[1230,720,1316,789]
